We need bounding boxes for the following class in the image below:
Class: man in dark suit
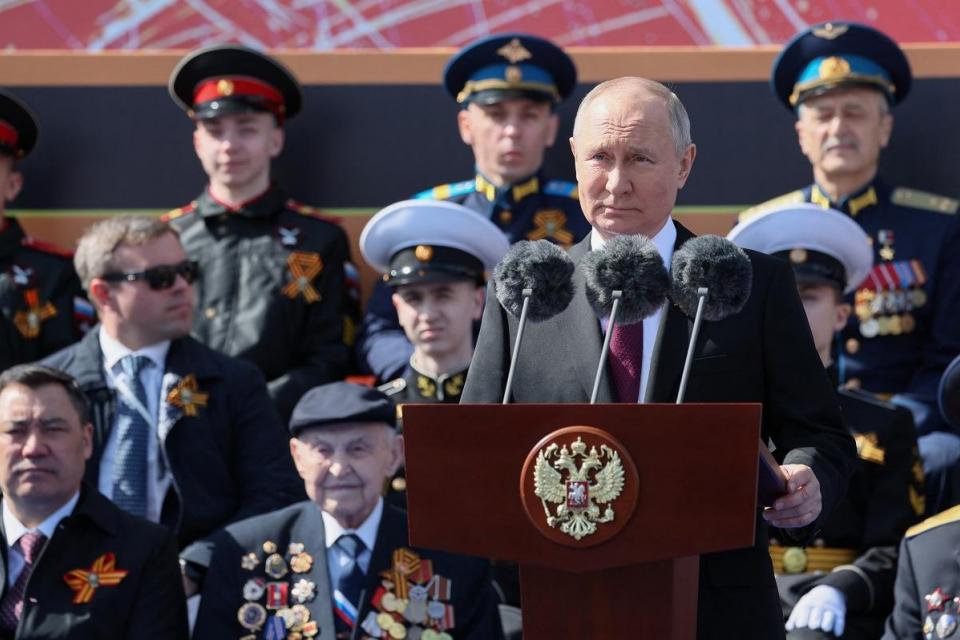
[0,364,186,639]
[195,381,504,640]
[462,76,856,639]
[42,215,303,597]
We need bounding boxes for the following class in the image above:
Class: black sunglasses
[101,260,200,291]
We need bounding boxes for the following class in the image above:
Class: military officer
[0,90,90,371]
[359,200,509,405]
[358,33,590,381]
[883,504,960,639]
[194,382,505,640]
[730,204,926,639]
[738,22,960,442]
[163,45,357,422]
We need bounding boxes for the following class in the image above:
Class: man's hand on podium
[761,464,821,528]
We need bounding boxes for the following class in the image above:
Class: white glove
[786,584,846,637]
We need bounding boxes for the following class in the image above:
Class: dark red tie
[0,531,47,633]
[609,321,644,403]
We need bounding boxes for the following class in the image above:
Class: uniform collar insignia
[63,552,129,604]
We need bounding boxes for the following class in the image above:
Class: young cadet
[0,90,89,370]
[730,203,926,640]
[194,382,505,640]
[163,45,356,422]
[359,200,509,404]
[358,33,589,382]
[738,22,960,453]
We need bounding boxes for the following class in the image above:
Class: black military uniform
[884,505,960,639]
[165,45,356,422]
[740,22,960,436]
[379,362,468,405]
[0,91,88,370]
[357,33,589,381]
[730,203,927,639]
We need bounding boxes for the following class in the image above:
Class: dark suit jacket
[194,500,504,640]
[462,224,856,639]
[42,329,305,567]
[0,485,187,640]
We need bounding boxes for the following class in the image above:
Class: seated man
[730,204,926,639]
[195,382,504,640]
[359,200,509,403]
[0,364,186,639]
[43,215,303,596]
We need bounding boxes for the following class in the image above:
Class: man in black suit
[462,76,856,639]
[42,215,303,597]
[0,364,187,639]
[195,382,504,640]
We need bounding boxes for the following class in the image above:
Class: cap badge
[819,56,852,80]
[414,245,434,262]
[812,23,849,40]
[497,38,533,64]
[505,65,523,83]
[789,248,808,264]
[216,79,235,97]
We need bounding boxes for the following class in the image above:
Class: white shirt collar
[321,497,383,553]
[99,326,171,372]
[3,491,80,545]
[590,217,677,269]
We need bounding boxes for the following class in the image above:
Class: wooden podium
[401,403,765,640]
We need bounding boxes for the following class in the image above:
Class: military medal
[265,581,289,609]
[243,577,266,600]
[888,314,903,336]
[263,541,278,554]
[938,612,958,638]
[290,551,313,573]
[290,604,311,627]
[265,552,288,578]
[275,606,298,628]
[292,578,316,603]
[928,588,950,612]
[426,600,446,620]
[926,615,937,639]
[301,620,319,637]
[860,318,879,338]
[288,542,305,555]
[238,602,268,631]
[262,615,286,640]
[241,552,259,570]
[877,229,895,261]
[913,288,928,308]
[404,585,428,624]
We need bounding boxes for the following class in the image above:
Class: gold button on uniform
[845,338,860,354]
[782,547,807,573]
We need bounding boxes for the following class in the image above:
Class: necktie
[0,531,48,633]
[112,354,152,517]
[609,320,644,403]
[333,534,366,633]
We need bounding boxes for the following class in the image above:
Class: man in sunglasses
[163,45,358,424]
[42,215,303,599]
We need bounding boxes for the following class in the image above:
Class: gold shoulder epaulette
[285,199,343,224]
[737,190,806,223]
[906,504,960,538]
[161,201,197,222]
[891,188,958,214]
[377,378,406,397]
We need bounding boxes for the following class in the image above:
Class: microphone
[670,235,753,403]
[581,235,670,403]
[492,240,576,403]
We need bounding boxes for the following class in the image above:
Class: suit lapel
[288,504,337,634]
[565,237,611,402]
[645,222,695,403]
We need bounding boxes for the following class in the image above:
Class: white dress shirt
[321,498,383,583]
[98,327,172,523]
[3,492,79,586]
[590,217,677,402]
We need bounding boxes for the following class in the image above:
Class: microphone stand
[502,288,532,404]
[676,287,709,404]
[590,290,622,404]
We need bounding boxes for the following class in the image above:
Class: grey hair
[74,215,176,291]
[572,77,692,156]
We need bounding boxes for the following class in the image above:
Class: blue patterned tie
[112,354,151,517]
[334,534,366,633]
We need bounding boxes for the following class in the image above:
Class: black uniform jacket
[883,504,960,639]
[461,223,856,639]
[165,185,354,421]
[1,217,86,370]
[42,329,304,567]
[0,485,187,640]
[194,500,504,640]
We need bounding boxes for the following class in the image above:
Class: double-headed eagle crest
[533,436,625,540]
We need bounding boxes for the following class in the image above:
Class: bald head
[573,77,691,157]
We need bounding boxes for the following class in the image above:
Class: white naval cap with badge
[360,199,510,287]
[727,203,873,294]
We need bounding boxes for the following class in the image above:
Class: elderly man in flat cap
[195,382,504,640]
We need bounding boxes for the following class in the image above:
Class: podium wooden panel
[401,403,764,639]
